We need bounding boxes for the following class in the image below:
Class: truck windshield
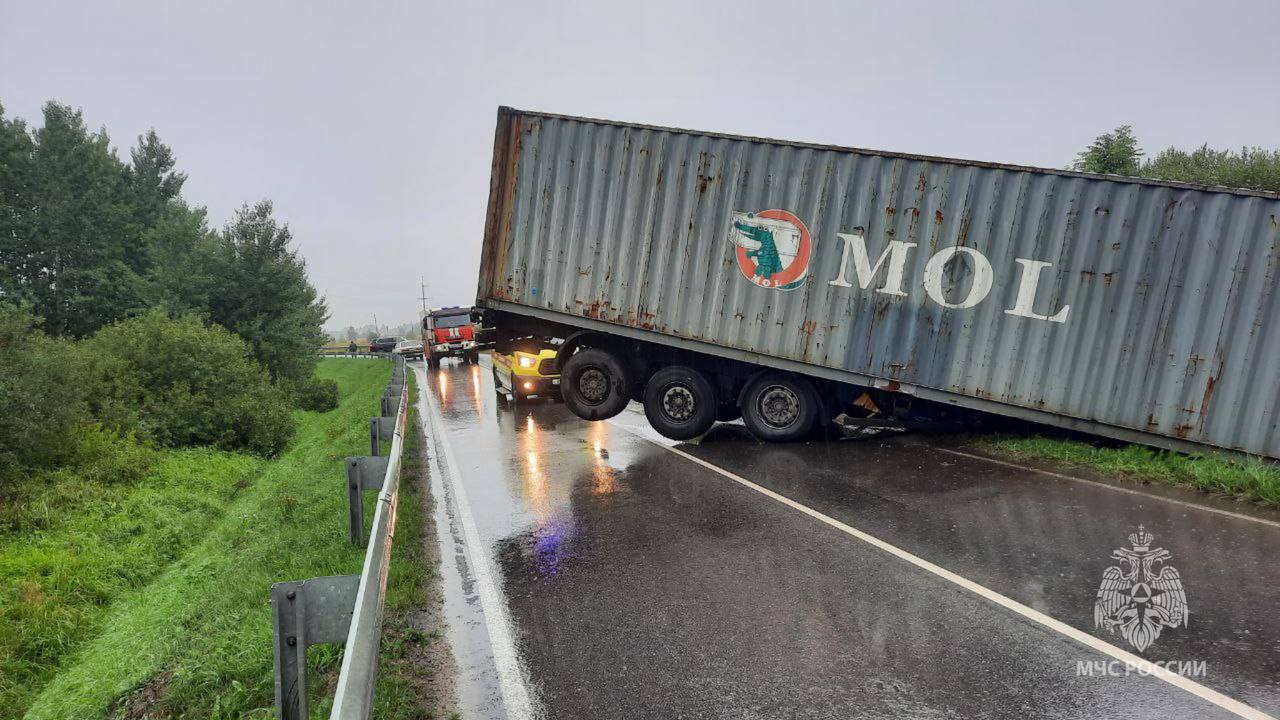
[433,314,470,329]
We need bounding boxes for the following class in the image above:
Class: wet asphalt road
[414,358,1279,720]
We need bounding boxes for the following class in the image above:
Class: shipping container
[476,107,1280,457]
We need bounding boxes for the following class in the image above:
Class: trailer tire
[427,356,440,371]
[741,374,819,442]
[561,348,630,421]
[643,365,718,441]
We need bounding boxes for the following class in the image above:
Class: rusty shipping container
[476,107,1280,458]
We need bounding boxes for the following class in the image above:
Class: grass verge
[973,435,1280,506]
[0,449,261,717]
[15,358,388,719]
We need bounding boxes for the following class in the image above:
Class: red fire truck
[422,306,479,370]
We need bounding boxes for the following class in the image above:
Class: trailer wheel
[561,348,630,420]
[643,366,718,440]
[741,374,819,442]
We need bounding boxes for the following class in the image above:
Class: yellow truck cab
[491,347,559,403]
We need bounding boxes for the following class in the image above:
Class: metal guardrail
[271,355,408,720]
[318,350,386,359]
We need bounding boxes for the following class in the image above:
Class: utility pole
[372,313,378,336]
[419,277,431,315]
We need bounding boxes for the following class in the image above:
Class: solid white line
[418,367,535,720]
[607,421,1274,720]
[935,447,1280,530]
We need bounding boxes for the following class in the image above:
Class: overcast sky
[2,0,1277,330]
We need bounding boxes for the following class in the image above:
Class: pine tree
[24,103,148,337]
[205,201,329,382]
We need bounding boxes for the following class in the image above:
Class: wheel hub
[662,385,696,422]
[758,385,800,429]
[578,367,609,403]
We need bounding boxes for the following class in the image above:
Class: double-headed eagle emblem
[1094,526,1188,652]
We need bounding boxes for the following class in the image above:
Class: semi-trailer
[473,107,1280,458]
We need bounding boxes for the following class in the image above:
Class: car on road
[394,338,424,359]
[369,336,403,354]
[492,346,559,403]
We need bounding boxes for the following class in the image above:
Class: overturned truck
[474,107,1280,457]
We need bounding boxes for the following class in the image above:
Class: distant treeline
[1073,125,1280,192]
[331,322,420,343]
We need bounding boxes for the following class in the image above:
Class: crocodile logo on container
[727,210,813,291]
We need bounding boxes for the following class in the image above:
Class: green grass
[975,435,1280,506]
[382,373,429,617]
[4,358,390,720]
[0,448,261,717]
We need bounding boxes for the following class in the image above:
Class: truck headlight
[518,355,536,368]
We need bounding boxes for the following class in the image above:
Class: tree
[0,105,35,303]
[126,129,186,229]
[0,305,85,483]
[1072,125,1280,194]
[0,106,218,338]
[0,101,332,385]
[0,103,152,337]
[146,202,218,313]
[84,310,295,455]
[205,201,328,383]
[1143,145,1280,193]
[344,326,358,342]
[1073,125,1143,176]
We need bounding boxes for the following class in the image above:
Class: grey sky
[2,0,1277,331]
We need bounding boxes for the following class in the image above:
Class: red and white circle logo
[727,209,813,291]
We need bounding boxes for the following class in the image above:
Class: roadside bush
[83,311,295,456]
[0,306,85,487]
[294,377,339,412]
[67,424,157,486]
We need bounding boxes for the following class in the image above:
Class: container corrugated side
[478,109,1280,458]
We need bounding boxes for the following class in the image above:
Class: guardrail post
[380,386,403,417]
[369,417,395,455]
[345,455,389,546]
[271,575,360,720]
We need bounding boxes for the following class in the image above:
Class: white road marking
[935,447,1280,530]
[418,367,535,720]
[607,420,1275,720]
